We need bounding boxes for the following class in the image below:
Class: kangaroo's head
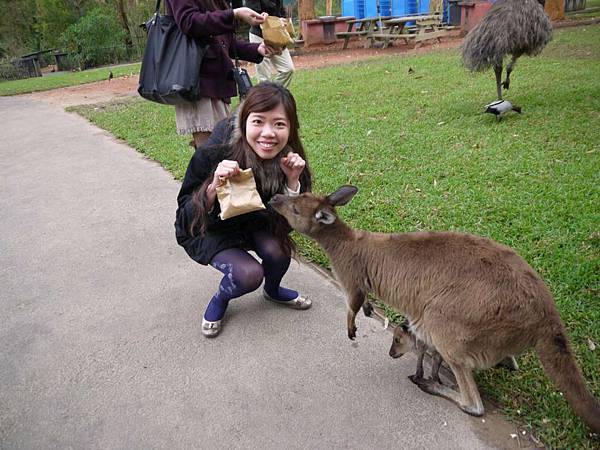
[269,185,358,237]
[389,323,415,358]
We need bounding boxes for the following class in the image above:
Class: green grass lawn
[0,62,141,96]
[71,25,600,448]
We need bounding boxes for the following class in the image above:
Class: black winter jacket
[175,144,300,265]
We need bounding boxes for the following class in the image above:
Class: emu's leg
[502,54,520,90]
[346,289,366,340]
[412,362,485,417]
[494,64,503,100]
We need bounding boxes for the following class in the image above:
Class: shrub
[59,7,128,69]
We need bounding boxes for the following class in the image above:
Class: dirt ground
[23,36,463,107]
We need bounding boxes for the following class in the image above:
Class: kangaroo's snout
[389,349,404,359]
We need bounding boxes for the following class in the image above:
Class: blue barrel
[342,0,366,18]
[365,0,377,17]
[365,0,390,17]
[391,0,408,15]
[380,0,391,16]
[417,0,429,13]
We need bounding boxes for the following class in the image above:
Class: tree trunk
[116,0,134,50]
[326,0,332,16]
[299,0,315,21]
[545,0,565,21]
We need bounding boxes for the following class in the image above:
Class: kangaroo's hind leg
[411,362,484,417]
[408,340,428,381]
[430,351,444,383]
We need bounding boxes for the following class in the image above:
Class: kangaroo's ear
[315,208,336,225]
[326,185,358,207]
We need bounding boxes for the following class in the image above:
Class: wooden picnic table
[335,15,392,49]
[372,13,449,48]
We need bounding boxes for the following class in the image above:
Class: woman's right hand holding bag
[206,160,240,207]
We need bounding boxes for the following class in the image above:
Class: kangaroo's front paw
[502,80,510,90]
[348,325,357,340]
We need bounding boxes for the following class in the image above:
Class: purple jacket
[167,0,263,101]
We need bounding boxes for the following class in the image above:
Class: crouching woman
[175,82,313,338]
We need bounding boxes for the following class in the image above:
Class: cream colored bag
[260,16,295,49]
[216,168,266,220]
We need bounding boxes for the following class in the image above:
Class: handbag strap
[229,0,242,68]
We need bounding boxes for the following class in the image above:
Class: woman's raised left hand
[280,151,305,191]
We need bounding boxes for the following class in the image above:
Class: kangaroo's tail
[535,323,600,433]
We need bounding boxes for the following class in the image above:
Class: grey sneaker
[202,317,222,338]
[263,290,312,310]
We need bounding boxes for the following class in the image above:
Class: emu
[461,0,552,100]
[269,186,600,432]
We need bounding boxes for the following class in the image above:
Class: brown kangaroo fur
[269,185,600,432]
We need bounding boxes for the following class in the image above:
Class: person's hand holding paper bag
[216,168,266,220]
[260,16,295,49]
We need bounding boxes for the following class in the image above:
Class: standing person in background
[167,0,276,148]
[246,0,295,88]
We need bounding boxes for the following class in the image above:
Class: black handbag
[138,0,207,105]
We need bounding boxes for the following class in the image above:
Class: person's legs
[175,98,230,149]
[249,33,274,83]
[249,229,298,302]
[270,49,294,88]
[204,248,264,322]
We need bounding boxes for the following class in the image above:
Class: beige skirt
[175,97,230,135]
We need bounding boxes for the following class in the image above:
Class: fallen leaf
[588,338,596,351]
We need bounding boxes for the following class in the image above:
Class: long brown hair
[191,82,313,255]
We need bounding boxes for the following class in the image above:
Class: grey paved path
[0,96,527,449]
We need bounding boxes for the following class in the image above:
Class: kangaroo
[269,185,600,432]
[390,322,519,383]
[389,322,444,384]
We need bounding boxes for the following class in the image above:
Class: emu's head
[389,323,416,359]
[269,185,358,237]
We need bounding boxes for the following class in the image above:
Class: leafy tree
[0,0,39,57]
[59,6,127,68]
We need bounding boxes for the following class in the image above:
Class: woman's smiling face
[245,102,290,160]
